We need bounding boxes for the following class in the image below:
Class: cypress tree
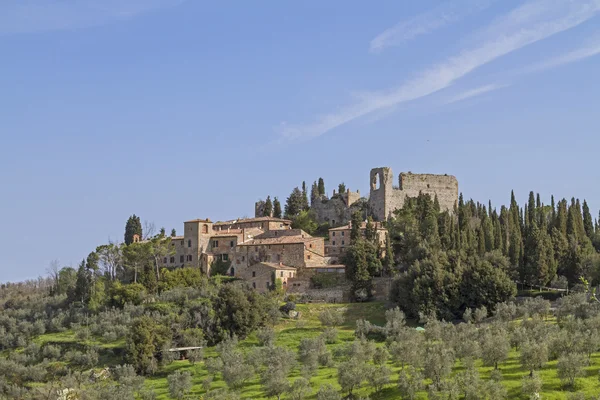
[350,211,362,242]
[124,214,143,245]
[556,199,568,237]
[310,181,319,206]
[364,216,377,243]
[582,200,594,239]
[477,227,486,256]
[338,182,346,194]
[383,234,395,276]
[318,178,325,196]
[301,182,310,211]
[273,197,282,218]
[170,229,176,237]
[263,196,273,217]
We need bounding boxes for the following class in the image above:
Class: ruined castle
[257,167,459,226]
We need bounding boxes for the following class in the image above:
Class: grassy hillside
[29,301,600,399]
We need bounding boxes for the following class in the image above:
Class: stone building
[369,167,458,221]
[325,221,387,261]
[236,262,297,293]
[254,166,458,227]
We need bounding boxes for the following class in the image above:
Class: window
[252,271,256,277]
[280,271,284,277]
[342,240,345,245]
[242,256,245,261]
[279,224,283,228]
[212,240,219,248]
[222,254,229,261]
[230,241,234,248]
[188,240,191,247]
[307,255,311,260]
[332,241,336,246]
[187,255,192,261]
[332,232,336,237]
[255,247,258,252]
[180,255,184,263]
[202,224,209,233]
[252,282,256,288]
[341,232,345,236]
[277,254,281,261]
[170,257,175,263]
[181,241,184,246]
[309,243,312,248]
[230,267,235,276]
[163,257,167,263]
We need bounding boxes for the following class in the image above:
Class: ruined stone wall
[397,173,458,212]
[369,167,458,221]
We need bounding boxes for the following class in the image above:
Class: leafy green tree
[288,378,311,400]
[481,328,510,369]
[343,239,381,300]
[217,336,255,389]
[397,366,423,400]
[263,196,273,217]
[126,316,171,375]
[520,340,549,375]
[291,210,319,234]
[124,215,142,245]
[557,352,587,388]
[423,343,454,387]
[337,357,365,397]
[316,384,340,400]
[167,370,191,400]
[318,308,344,327]
[338,182,346,194]
[170,228,176,237]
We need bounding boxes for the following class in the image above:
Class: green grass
[31,303,600,399]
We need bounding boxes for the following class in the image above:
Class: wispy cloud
[370,0,495,53]
[523,35,600,73]
[281,0,600,141]
[446,83,509,104]
[0,0,185,35]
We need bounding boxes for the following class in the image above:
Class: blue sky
[2,0,600,282]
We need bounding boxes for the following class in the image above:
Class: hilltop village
[138,167,459,300]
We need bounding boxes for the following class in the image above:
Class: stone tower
[369,167,396,221]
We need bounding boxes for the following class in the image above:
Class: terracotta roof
[185,218,212,223]
[237,235,322,246]
[170,236,184,240]
[329,221,386,231]
[253,262,297,271]
[214,216,292,225]
[305,264,346,269]
[212,229,243,236]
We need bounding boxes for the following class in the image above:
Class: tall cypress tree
[273,197,282,218]
[556,199,568,237]
[318,177,325,196]
[310,181,319,206]
[124,215,143,245]
[350,211,362,242]
[263,196,273,217]
[285,187,305,218]
[582,200,594,239]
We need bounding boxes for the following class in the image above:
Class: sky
[2,0,600,282]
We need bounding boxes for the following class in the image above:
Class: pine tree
[284,187,305,219]
[263,196,273,217]
[273,197,282,218]
[582,200,594,239]
[124,215,143,245]
[318,178,325,196]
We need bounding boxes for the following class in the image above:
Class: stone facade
[311,188,365,227]
[236,262,297,293]
[369,167,458,221]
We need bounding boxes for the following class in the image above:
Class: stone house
[236,262,297,293]
[325,221,387,261]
